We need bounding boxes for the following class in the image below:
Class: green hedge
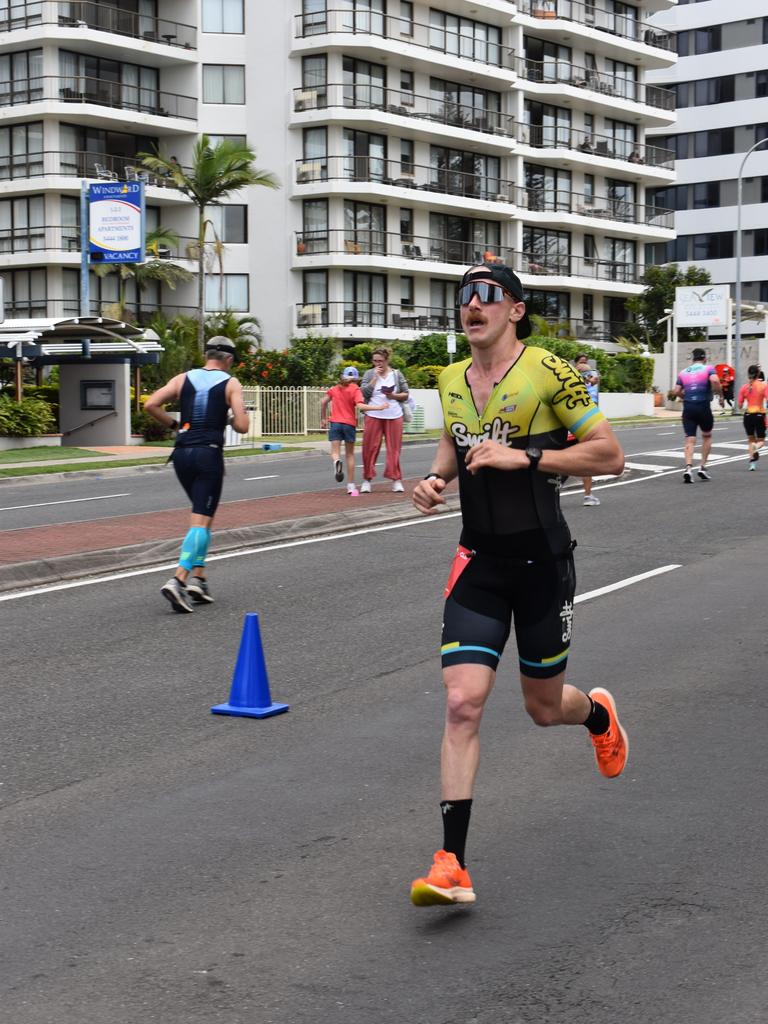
[0,395,56,436]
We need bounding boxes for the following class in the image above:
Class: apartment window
[429,11,501,67]
[753,230,768,256]
[691,232,734,260]
[400,139,414,175]
[344,200,386,254]
[694,127,734,158]
[400,70,414,106]
[302,269,327,305]
[0,48,42,104]
[343,57,385,109]
[613,2,638,40]
[606,179,635,220]
[757,71,768,98]
[3,267,46,316]
[400,208,413,241]
[525,163,571,211]
[0,195,45,252]
[59,51,159,110]
[692,182,720,209]
[429,213,500,264]
[400,275,414,308]
[527,290,570,321]
[525,101,571,149]
[302,55,327,107]
[582,294,593,321]
[207,205,247,243]
[584,234,597,260]
[429,279,454,327]
[605,118,636,161]
[341,0,385,35]
[605,58,637,102]
[0,120,43,179]
[694,76,734,106]
[301,126,327,180]
[429,77,500,128]
[202,0,244,33]
[400,1,414,36]
[525,38,572,84]
[762,177,768,203]
[302,199,328,253]
[583,173,595,205]
[202,65,245,104]
[301,0,327,35]
[61,195,80,250]
[694,25,721,54]
[344,271,386,326]
[208,135,247,151]
[205,273,249,310]
[343,129,386,182]
[606,237,636,271]
[430,146,501,200]
[523,227,570,273]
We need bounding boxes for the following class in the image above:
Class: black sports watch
[525,446,543,472]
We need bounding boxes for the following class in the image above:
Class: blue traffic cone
[211,613,289,719]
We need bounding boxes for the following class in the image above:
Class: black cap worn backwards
[458,263,532,340]
[206,335,237,356]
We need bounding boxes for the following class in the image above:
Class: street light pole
[735,137,768,408]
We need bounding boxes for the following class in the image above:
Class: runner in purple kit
[672,347,724,483]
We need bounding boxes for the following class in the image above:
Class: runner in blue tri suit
[145,336,249,612]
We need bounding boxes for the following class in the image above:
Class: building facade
[647,0,768,311]
[0,0,676,349]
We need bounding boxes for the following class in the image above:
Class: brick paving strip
[0,481,459,593]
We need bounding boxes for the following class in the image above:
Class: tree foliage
[626,263,711,352]
[139,136,279,353]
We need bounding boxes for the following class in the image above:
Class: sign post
[673,285,730,391]
[446,330,456,365]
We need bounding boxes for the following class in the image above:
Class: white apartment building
[0,0,677,350]
[647,1,768,314]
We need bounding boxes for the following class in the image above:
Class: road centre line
[576,565,680,603]
[0,493,130,513]
[243,474,280,482]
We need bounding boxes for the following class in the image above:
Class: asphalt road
[0,416,750,530]
[2,438,768,1024]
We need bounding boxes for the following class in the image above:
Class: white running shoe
[360,480,371,493]
[392,480,405,492]
[683,467,693,484]
[583,494,600,506]
[697,467,711,481]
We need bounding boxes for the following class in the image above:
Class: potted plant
[296,236,306,255]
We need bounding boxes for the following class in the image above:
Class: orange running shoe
[589,687,629,778]
[410,850,476,906]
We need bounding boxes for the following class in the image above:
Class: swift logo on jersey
[451,416,521,448]
[542,354,592,412]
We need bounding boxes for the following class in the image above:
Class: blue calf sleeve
[192,528,211,569]
[179,527,209,571]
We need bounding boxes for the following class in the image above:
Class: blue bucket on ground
[211,613,289,719]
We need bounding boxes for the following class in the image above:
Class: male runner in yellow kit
[409,263,627,906]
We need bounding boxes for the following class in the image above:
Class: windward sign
[88,181,145,264]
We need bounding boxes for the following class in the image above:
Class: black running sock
[583,697,610,735]
[441,799,473,868]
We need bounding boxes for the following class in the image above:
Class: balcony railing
[519,188,673,228]
[519,124,675,169]
[515,250,642,284]
[0,75,196,119]
[296,156,517,202]
[0,1,197,48]
[3,298,199,323]
[0,225,197,257]
[0,149,185,187]
[518,0,675,53]
[293,83,515,138]
[514,55,674,111]
[294,9,515,73]
[296,301,455,332]
[296,230,505,265]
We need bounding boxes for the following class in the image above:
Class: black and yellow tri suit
[438,346,604,679]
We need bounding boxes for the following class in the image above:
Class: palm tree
[94,227,193,322]
[205,309,262,357]
[139,136,279,353]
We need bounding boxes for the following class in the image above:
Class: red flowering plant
[235,350,291,386]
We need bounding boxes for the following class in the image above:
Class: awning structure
[0,317,163,358]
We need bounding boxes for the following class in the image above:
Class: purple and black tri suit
[676,362,716,437]
[172,368,231,517]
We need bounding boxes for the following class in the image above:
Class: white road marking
[0,448,754,604]
[0,493,130,513]
[624,462,666,473]
[657,431,675,435]
[243,474,280,482]
[576,565,680,604]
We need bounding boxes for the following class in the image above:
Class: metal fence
[237,386,328,440]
